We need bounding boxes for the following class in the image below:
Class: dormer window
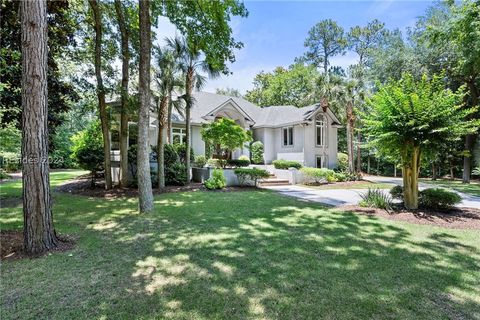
[316,114,326,146]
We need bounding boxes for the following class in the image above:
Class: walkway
[263,177,480,209]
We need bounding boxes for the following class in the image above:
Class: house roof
[177,91,342,128]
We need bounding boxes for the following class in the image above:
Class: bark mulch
[340,205,480,230]
[55,176,258,198]
[0,230,75,261]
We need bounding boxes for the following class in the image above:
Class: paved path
[263,177,480,209]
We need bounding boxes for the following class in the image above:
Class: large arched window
[315,114,326,146]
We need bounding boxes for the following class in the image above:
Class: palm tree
[166,36,219,184]
[153,46,183,188]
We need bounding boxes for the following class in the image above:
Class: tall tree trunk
[367,154,370,174]
[432,163,437,181]
[346,101,355,174]
[393,163,397,178]
[89,0,112,189]
[21,0,58,254]
[402,144,420,210]
[157,96,169,189]
[356,131,362,173]
[137,0,154,213]
[450,159,455,181]
[185,69,194,184]
[463,80,479,184]
[114,0,130,187]
[167,100,173,144]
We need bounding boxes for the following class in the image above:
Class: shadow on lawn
[2,191,480,319]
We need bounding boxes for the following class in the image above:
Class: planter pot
[192,167,209,183]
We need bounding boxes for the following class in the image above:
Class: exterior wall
[275,124,305,163]
[301,111,337,169]
[191,125,205,156]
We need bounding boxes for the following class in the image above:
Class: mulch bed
[340,205,480,229]
[55,176,259,198]
[0,230,75,261]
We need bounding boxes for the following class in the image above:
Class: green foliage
[419,188,462,210]
[250,141,264,164]
[201,118,252,158]
[207,158,227,169]
[215,87,242,97]
[359,189,393,210]
[390,185,404,200]
[336,153,348,172]
[272,160,303,170]
[234,168,270,186]
[204,169,226,190]
[333,172,347,182]
[227,158,250,168]
[0,168,9,180]
[193,155,207,168]
[173,143,194,165]
[165,162,188,186]
[0,152,20,172]
[301,167,337,184]
[245,64,320,107]
[364,73,478,158]
[71,121,104,178]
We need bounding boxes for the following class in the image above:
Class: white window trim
[316,155,328,168]
[282,126,294,148]
[171,127,187,144]
[315,114,327,147]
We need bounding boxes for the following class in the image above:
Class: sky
[154,0,435,94]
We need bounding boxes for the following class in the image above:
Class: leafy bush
[273,159,302,170]
[173,143,194,165]
[234,167,270,186]
[336,152,348,172]
[419,188,461,210]
[251,141,264,164]
[301,167,336,184]
[390,185,404,200]
[205,169,226,190]
[0,168,10,180]
[227,158,251,167]
[473,166,480,176]
[71,121,104,186]
[333,172,347,182]
[193,155,207,168]
[359,189,393,210]
[165,162,187,186]
[207,158,227,168]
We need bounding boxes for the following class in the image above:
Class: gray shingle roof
[173,91,341,127]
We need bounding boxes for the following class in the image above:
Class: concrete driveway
[263,177,480,209]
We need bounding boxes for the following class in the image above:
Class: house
[111,91,341,169]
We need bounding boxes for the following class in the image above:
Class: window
[316,155,327,168]
[172,128,186,144]
[283,126,293,146]
[316,114,326,146]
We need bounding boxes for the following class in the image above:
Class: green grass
[304,181,394,190]
[421,178,480,197]
[1,171,479,319]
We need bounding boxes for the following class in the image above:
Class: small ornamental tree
[363,73,479,209]
[201,118,252,165]
[71,121,104,187]
[250,141,264,164]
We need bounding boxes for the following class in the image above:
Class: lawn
[420,179,480,197]
[1,171,479,319]
[303,181,394,190]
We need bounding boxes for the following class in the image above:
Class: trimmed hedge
[234,167,270,186]
[227,159,251,167]
[272,159,302,170]
[301,167,336,184]
[419,188,461,210]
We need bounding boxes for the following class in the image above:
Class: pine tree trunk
[89,0,112,189]
[450,159,455,181]
[367,154,370,174]
[185,69,194,184]
[432,164,437,181]
[402,144,420,210]
[21,0,58,254]
[346,101,355,174]
[114,0,130,187]
[157,96,169,189]
[137,0,154,213]
[356,131,362,173]
[393,163,397,178]
[462,134,473,183]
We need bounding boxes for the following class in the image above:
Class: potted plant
[192,155,209,183]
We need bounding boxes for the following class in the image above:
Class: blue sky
[155,0,435,94]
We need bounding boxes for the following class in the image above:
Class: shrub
[173,143,194,165]
[193,155,207,168]
[227,158,251,167]
[234,167,270,186]
[0,168,10,180]
[71,121,104,187]
[419,188,461,210]
[336,152,348,172]
[334,172,347,182]
[0,152,20,172]
[205,169,226,190]
[251,141,264,164]
[166,162,187,186]
[390,185,404,200]
[359,189,393,210]
[473,166,480,176]
[301,167,336,184]
[273,159,302,170]
[207,158,227,168]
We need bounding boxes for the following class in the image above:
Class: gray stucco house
[114,91,341,169]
